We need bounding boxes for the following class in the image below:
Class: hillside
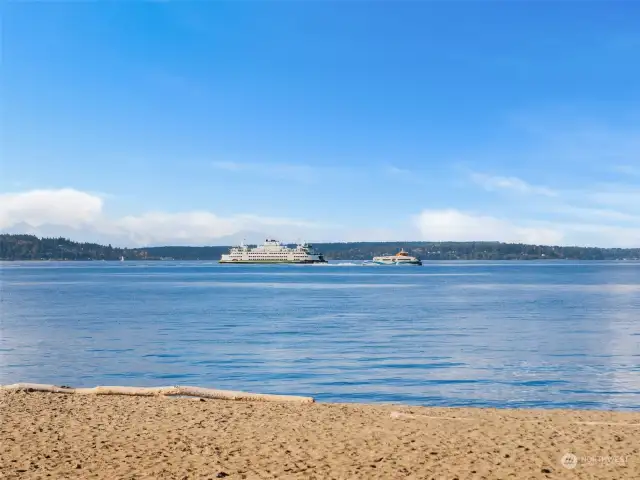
[1,234,639,261]
[0,235,148,261]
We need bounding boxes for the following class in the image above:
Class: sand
[1,391,639,479]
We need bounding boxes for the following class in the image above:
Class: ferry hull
[372,260,422,266]
[219,259,327,264]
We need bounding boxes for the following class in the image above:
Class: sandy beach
[1,391,639,479]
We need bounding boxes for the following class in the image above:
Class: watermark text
[561,453,629,469]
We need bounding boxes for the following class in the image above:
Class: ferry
[219,239,327,264]
[371,249,422,266]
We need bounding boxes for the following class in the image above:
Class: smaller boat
[372,249,422,266]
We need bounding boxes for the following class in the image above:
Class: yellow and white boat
[372,249,422,266]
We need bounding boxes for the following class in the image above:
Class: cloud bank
[414,209,564,245]
[1,188,640,248]
[0,189,104,229]
[0,189,329,246]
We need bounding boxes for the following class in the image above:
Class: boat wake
[309,262,365,267]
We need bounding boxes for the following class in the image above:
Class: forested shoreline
[2,234,639,261]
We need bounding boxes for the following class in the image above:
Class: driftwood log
[0,383,314,404]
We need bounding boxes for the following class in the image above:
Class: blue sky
[2,2,639,246]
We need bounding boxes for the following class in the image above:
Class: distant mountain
[2,234,639,261]
[143,230,268,248]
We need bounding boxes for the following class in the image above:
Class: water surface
[1,261,639,410]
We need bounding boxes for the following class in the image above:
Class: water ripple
[1,261,639,410]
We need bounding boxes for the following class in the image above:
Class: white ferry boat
[372,249,422,266]
[219,239,327,264]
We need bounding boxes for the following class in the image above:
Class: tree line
[2,234,639,261]
[0,235,147,261]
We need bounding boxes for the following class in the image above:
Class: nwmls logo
[560,453,578,469]
[561,452,629,469]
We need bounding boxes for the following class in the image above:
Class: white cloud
[0,189,103,229]
[2,189,640,248]
[112,211,241,245]
[110,212,326,246]
[414,209,640,248]
[470,172,557,197]
[0,189,328,246]
[466,166,640,242]
[430,115,640,246]
[589,188,640,210]
[211,160,317,182]
[211,161,245,171]
[387,166,412,175]
[414,209,564,245]
[556,222,640,248]
[554,205,640,224]
[384,165,425,184]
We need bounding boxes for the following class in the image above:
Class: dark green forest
[0,235,148,261]
[2,234,639,261]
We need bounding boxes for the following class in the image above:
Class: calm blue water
[1,261,639,410]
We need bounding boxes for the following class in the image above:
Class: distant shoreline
[2,234,640,261]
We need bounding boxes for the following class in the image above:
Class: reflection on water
[1,261,639,410]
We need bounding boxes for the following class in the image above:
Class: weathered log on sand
[0,383,314,404]
[0,383,76,394]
